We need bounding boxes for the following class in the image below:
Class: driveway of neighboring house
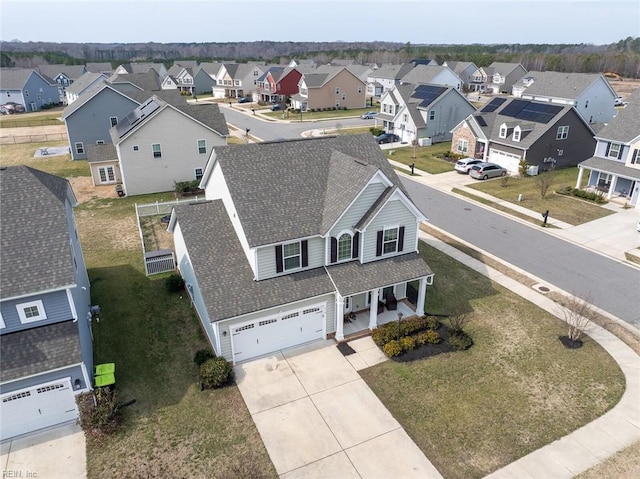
[1,423,86,478]
[235,339,443,479]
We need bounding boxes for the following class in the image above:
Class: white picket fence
[135,196,207,217]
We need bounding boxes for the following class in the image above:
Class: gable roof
[400,65,457,85]
[595,89,640,143]
[109,71,162,91]
[0,166,76,299]
[0,68,53,90]
[37,64,86,81]
[85,62,113,74]
[65,72,106,96]
[198,62,225,77]
[210,134,408,247]
[486,62,526,77]
[173,200,335,321]
[518,71,613,100]
[369,63,415,81]
[118,62,165,75]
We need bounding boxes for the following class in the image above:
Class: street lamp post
[245,128,250,144]
[397,312,404,340]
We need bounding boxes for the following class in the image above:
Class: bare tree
[560,292,597,342]
[448,302,472,335]
[536,168,555,199]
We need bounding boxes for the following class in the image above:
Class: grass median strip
[361,242,625,479]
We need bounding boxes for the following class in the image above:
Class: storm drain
[532,283,551,294]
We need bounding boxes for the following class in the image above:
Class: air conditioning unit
[418,137,432,147]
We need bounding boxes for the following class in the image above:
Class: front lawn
[361,242,625,479]
[262,107,379,121]
[466,167,613,225]
[385,142,455,174]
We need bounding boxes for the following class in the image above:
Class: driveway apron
[235,339,443,478]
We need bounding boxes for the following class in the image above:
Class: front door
[343,296,352,314]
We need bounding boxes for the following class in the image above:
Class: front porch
[343,300,416,337]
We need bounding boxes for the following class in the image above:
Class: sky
[1,0,639,45]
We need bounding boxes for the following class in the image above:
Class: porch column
[369,288,379,330]
[576,166,584,189]
[607,175,618,200]
[416,277,427,317]
[336,294,344,341]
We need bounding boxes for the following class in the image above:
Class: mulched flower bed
[392,325,456,362]
[559,335,584,349]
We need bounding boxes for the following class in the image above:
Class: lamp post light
[397,312,404,340]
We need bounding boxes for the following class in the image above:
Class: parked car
[270,104,282,111]
[237,97,250,103]
[375,133,400,144]
[614,96,624,106]
[0,102,25,114]
[469,162,507,180]
[361,111,377,119]
[454,158,484,174]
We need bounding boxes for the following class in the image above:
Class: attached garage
[0,378,78,439]
[230,303,326,363]
[488,148,522,173]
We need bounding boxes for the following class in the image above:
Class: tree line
[1,38,638,78]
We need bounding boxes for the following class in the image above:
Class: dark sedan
[375,133,400,144]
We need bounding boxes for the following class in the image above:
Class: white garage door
[1,378,78,439]
[488,148,521,173]
[231,303,325,362]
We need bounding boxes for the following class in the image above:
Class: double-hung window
[197,139,206,154]
[383,227,399,254]
[152,143,162,158]
[283,242,301,271]
[556,125,569,140]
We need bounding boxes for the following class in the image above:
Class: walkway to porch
[343,300,416,337]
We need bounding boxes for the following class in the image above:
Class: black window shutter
[352,232,360,258]
[330,237,337,263]
[376,230,383,256]
[605,143,611,157]
[398,226,405,252]
[301,240,308,267]
[275,245,283,273]
[618,146,623,159]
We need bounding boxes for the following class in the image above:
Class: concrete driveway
[1,423,86,478]
[235,339,443,478]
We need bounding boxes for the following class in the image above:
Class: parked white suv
[454,158,483,174]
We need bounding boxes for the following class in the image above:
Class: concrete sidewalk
[419,231,640,478]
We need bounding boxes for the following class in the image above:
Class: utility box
[418,137,432,147]
[527,165,539,176]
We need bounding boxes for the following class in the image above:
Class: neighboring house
[378,83,476,145]
[409,58,439,67]
[0,166,93,440]
[513,71,618,125]
[85,62,113,75]
[212,63,268,100]
[65,71,108,105]
[113,62,168,79]
[37,64,87,103]
[168,134,434,364]
[291,67,366,111]
[109,96,229,195]
[193,63,221,95]
[257,66,285,102]
[366,63,416,97]
[165,64,195,94]
[576,88,640,208]
[400,65,462,91]
[62,82,185,160]
[443,61,487,92]
[450,97,596,173]
[288,59,318,68]
[109,70,162,92]
[484,62,527,94]
[0,68,59,112]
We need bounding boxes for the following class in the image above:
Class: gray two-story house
[0,69,59,112]
[168,134,434,364]
[0,166,93,440]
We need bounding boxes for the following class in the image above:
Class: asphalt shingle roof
[86,144,117,163]
[579,157,640,180]
[0,166,75,299]
[595,89,640,143]
[37,64,86,81]
[0,321,82,382]
[215,134,406,247]
[400,65,450,85]
[110,71,162,91]
[325,252,433,297]
[65,72,106,96]
[174,103,229,136]
[0,69,40,89]
[174,200,336,321]
[518,71,606,99]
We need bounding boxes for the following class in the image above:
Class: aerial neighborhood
[0,49,639,478]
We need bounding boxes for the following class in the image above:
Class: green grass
[361,243,625,479]
[262,107,378,121]
[0,142,89,177]
[385,142,456,174]
[466,168,613,225]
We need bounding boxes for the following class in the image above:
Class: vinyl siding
[65,88,140,160]
[362,199,418,263]
[217,293,336,361]
[255,236,324,280]
[349,292,367,312]
[1,290,73,334]
[118,107,226,195]
[0,365,86,394]
[330,181,387,236]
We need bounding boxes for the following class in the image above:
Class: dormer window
[607,142,622,159]
[338,234,352,261]
[330,232,360,263]
[275,240,308,273]
[17,300,47,324]
[513,126,521,142]
[499,123,507,138]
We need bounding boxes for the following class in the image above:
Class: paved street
[401,175,640,328]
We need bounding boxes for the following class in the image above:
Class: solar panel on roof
[476,116,487,127]
[480,97,506,113]
[504,101,563,124]
[499,99,529,117]
[411,85,446,107]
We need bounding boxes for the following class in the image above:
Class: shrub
[382,340,403,357]
[417,329,441,345]
[200,357,233,389]
[165,273,185,293]
[174,180,201,193]
[556,186,607,204]
[399,336,416,352]
[372,324,399,346]
[449,332,473,351]
[193,349,215,366]
[424,316,440,330]
[77,388,121,437]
